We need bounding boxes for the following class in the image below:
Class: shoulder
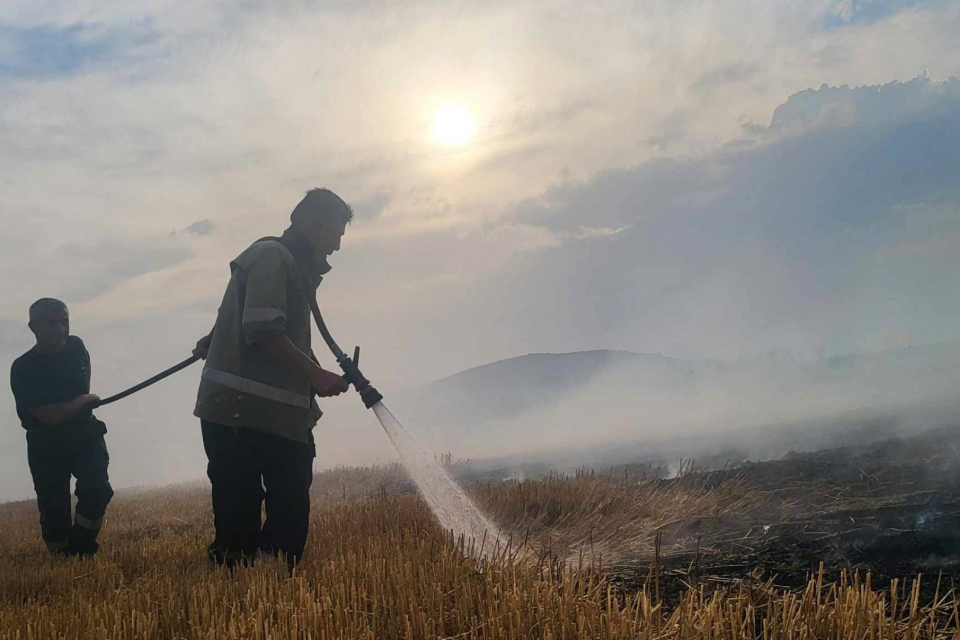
[11,350,31,375]
[250,240,295,263]
[64,335,88,356]
[10,348,36,385]
[235,240,297,273]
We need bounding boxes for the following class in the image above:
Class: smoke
[2,327,958,505]
[390,344,960,473]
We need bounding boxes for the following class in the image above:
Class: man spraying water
[188,188,499,565]
[61,187,498,562]
[191,188,353,568]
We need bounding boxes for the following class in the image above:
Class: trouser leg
[27,439,72,554]
[70,434,114,556]
[258,431,314,567]
[202,421,264,566]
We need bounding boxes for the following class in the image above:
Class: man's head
[290,188,354,257]
[28,298,69,353]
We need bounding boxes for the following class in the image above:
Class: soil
[604,424,960,605]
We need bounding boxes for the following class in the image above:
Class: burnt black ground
[605,424,960,605]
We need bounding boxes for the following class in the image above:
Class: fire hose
[94,277,382,410]
[95,353,202,408]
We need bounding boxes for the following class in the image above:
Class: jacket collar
[268,227,332,287]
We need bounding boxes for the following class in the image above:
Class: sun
[431,104,477,146]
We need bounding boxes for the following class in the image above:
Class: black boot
[45,538,71,557]
[67,523,100,557]
[207,541,255,569]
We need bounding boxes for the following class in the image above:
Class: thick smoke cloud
[410,76,960,367]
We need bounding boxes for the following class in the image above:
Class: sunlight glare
[431,104,477,146]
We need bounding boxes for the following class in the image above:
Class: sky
[1,0,959,499]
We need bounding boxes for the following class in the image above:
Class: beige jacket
[194,238,324,443]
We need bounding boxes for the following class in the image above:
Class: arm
[193,331,214,359]
[30,394,100,428]
[242,247,347,397]
[259,333,325,380]
[11,357,98,429]
[259,333,347,397]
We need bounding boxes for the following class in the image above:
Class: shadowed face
[297,214,349,258]
[29,306,69,353]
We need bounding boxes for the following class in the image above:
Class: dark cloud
[740,120,767,136]
[769,74,960,131]
[184,219,216,236]
[515,155,717,234]
[423,75,960,362]
[525,75,960,237]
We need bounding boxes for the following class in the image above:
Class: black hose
[296,265,383,409]
[94,354,201,408]
[92,253,381,410]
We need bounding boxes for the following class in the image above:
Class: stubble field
[3,426,960,639]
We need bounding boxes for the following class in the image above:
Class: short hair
[29,298,68,323]
[290,188,354,227]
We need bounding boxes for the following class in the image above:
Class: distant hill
[390,349,696,432]
[385,344,960,464]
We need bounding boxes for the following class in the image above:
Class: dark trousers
[26,431,114,555]
[201,420,314,566]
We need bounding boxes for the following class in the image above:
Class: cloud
[644,111,688,152]
[824,0,924,28]
[495,99,599,139]
[412,75,960,366]
[514,157,718,235]
[0,20,158,78]
[524,75,960,235]
[181,219,216,236]
[563,225,630,240]
[690,64,759,98]
[0,232,194,310]
[63,238,194,302]
[350,192,391,220]
[769,73,960,132]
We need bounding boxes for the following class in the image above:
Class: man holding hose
[192,188,351,568]
[10,298,113,557]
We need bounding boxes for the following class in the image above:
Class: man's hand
[32,393,101,427]
[310,367,349,398]
[193,334,212,360]
[75,393,101,410]
[77,393,101,408]
[257,333,348,398]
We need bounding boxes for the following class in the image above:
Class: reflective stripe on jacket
[194,239,323,443]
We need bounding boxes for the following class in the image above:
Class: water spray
[300,272,501,547]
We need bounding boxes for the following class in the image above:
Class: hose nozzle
[337,346,383,409]
[301,275,383,410]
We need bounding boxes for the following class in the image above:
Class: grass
[0,464,958,639]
